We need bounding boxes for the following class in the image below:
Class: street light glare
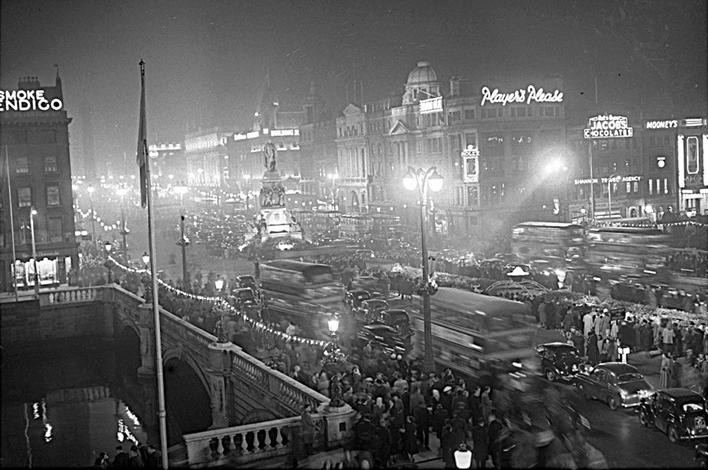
[403,171,417,191]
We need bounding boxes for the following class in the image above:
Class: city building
[0,73,79,292]
[148,142,186,183]
[676,118,708,216]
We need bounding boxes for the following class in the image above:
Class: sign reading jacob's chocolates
[584,114,633,139]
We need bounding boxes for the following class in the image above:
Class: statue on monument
[263,142,277,173]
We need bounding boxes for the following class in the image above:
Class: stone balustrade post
[137,304,156,376]
[207,342,235,429]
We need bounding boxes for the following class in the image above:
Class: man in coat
[300,404,318,456]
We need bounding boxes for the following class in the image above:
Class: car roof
[660,388,704,399]
[364,299,388,305]
[541,342,577,350]
[597,362,640,374]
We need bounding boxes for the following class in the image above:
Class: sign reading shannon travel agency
[480,85,563,106]
[0,89,63,112]
[583,114,633,139]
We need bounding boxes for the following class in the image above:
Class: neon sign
[645,120,678,129]
[480,85,563,106]
[583,114,633,139]
[0,89,63,112]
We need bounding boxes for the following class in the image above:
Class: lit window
[44,156,58,173]
[46,185,61,206]
[686,136,699,174]
[18,187,32,207]
[15,157,29,174]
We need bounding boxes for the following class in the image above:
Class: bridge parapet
[183,406,355,467]
[41,286,100,305]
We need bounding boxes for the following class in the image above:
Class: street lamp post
[29,207,40,297]
[214,278,226,342]
[117,187,130,262]
[242,175,251,211]
[607,174,620,219]
[403,166,443,373]
[104,241,113,284]
[87,184,97,250]
[177,215,190,290]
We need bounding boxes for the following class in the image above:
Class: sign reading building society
[584,114,633,139]
[480,85,564,106]
[0,89,63,112]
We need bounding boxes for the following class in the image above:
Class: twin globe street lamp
[402,166,443,373]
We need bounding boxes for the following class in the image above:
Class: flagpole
[138,59,169,469]
[4,146,19,301]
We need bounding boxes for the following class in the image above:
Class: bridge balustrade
[32,285,355,467]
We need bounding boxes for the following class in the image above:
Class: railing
[40,286,100,306]
[183,407,355,467]
[230,348,327,413]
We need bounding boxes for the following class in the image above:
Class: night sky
[1,0,706,169]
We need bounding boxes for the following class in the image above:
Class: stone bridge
[4,286,354,467]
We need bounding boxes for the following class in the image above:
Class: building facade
[677,118,708,216]
[0,74,79,292]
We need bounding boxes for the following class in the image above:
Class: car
[359,299,390,323]
[236,275,258,291]
[230,287,259,308]
[354,322,410,356]
[535,342,584,382]
[345,289,371,310]
[379,308,412,334]
[574,362,654,410]
[639,388,708,443]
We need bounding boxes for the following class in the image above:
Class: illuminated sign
[682,118,707,128]
[480,85,563,106]
[420,96,444,114]
[461,145,479,183]
[645,120,678,129]
[574,175,641,185]
[0,89,63,112]
[583,114,633,139]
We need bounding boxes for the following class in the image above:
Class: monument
[251,142,303,243]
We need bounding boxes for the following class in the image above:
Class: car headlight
[619,389,629,399]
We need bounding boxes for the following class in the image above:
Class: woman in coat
[659,353,671,389]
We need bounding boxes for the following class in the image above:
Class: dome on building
[406,61,438,85]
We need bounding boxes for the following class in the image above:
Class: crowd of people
[92,444,161,469]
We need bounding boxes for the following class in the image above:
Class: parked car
[610,280,647,304]
[379,308,412,337]
[345,289,371,310]
[359,299,389,323]
[353,322,410,356]
[535,342,584,382]
[574,362,654,410]
[639,388,708,443]
[230,287,259,309]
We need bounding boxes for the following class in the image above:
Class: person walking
[487,412,504,469]
[111,446,130,468]
[472,420,490,469]
[659,352,671,389]
[587,330,600,366]
[403,415,419,462]
[662,323,676,355]
[413,400,431,451]
[301,403,319,456]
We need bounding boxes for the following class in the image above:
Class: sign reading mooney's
[0,89,64,112]
[583,114,633,139]
[480,85,563,106]
[645,120,679,129]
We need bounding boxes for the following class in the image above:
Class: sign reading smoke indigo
[0,89,64,112]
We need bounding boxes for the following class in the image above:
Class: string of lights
[108,256,333,349]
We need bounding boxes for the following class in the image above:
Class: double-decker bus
[409,287,537,379]
[259,260,346,338]
[585,227,671,277]
[511,222,586,268]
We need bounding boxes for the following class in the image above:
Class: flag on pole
[137,60,149,208]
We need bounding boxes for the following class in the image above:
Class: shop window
[46,185,61,207]
[466,185,478,207]
[18,187,32,207]
[15,157,29,174]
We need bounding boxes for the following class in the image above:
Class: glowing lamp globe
[427,170,444,192]
[328,316,339,333]
[403,170,417,191]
